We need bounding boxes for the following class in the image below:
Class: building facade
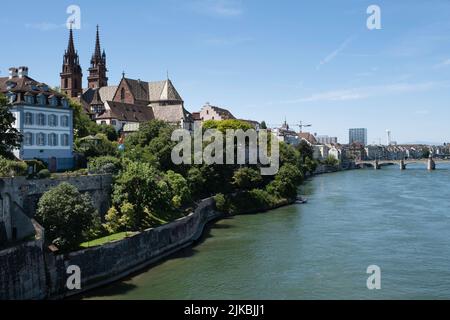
[349,128,367,145]
[1,68,73,171]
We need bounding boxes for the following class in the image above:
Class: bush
[37,169,51,179]
[0,157,27,177]
[25,159,47,173]
[214,193,229,213]
[36,182,97,251]
[88,156,122,175]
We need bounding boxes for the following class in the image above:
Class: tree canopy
[0,93,22,158]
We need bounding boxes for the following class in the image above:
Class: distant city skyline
[1,0,450,144]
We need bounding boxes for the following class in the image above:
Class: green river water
[83,164,450,299]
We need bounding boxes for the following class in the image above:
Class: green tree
[232,167,263,190]
[0,93,22,158]
[260,121,267,129]
[97,124,119,142]
[112,162,173,230]
[165,170,192,208]
[36,183,97,250]
[70,100,99,138]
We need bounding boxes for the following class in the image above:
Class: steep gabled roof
[96,101,155,122]
[152,104,190,123]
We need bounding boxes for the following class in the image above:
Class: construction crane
[295,121,312,133]
[266,120,312,133]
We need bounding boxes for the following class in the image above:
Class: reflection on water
[83,164,450,300]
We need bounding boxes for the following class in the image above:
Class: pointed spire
[67,25,75,55]
[95,25,102,58]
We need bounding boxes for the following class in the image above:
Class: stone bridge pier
[373,160,380,170]
[400,160,406,170]
[428,156,436,171]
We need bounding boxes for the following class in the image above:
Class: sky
[1,0,450,144]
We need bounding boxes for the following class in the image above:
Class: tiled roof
[81,86,117,105]
[298,132,317,144]
[123,78,183,103]
[152,104,190,123]
[0,76,64,98]
[96,101,154,122]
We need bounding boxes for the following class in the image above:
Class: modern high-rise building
[349,128,367,145]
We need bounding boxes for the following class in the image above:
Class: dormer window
[6,81,17,90]
[6,92,16,104]
[61,98,69,108]
[49,95,58,107]
[37,93,47,105]
[25,93,35,104]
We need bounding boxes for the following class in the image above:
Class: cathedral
[61,26,193,133]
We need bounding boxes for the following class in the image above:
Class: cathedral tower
[60,27,83,98]
[87,25,108,89]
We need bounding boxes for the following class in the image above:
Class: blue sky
[1,0,450,144]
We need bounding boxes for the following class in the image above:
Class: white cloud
[282,82,444,103]
[317,36,355,70]
[434,58,450,69]
[25,22,65,31]
[192,0,243,17]
[203,35,252,46]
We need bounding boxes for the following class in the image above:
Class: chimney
[9,67,18,79]
[18,66,29,78]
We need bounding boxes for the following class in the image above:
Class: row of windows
[23,133,70,147]
[24,113,70,127]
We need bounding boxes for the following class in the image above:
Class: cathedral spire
[88,25,108,89]
[67,26,75,55]
[93,25,102,62]
[61,27,83,98]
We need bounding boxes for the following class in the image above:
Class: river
[83,164,450,300]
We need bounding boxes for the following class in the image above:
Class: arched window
[61,134,69,146]
[25,112,33,125]
[37,133,45,146]
[48,114,58,127]
[37,113,46,126]
[61,115,69,127]
[64,78,68,89]
[48,133,58,146]
[24,133,33,146]
[120,88,125,102]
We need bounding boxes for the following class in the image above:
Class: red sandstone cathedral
[61,26,193,133]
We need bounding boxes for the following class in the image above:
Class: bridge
[355,157,450,170]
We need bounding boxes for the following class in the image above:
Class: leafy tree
[0,93,22,158]
[88,156,123,175]
[97,124,119,142]
[165,170,192,208]
[232,167,263,190]
[75,133,118,158]
[260,121,267,129]
[112,162,173,230]
[70,99,99,139]
[203,119,253,132]
[296,140,314,162]
[266,164,303,199]
[323,155,339,167]
[36,183,97,250]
